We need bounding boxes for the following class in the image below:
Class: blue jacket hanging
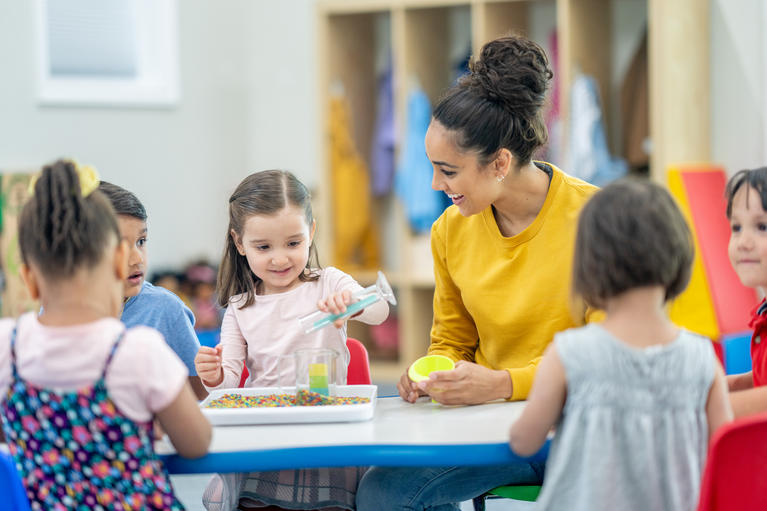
[370,61,395,196]
[395,85,450,233]
[567,74,627,187]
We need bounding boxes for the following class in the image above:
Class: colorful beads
[296,389,333,406]
[205,392,370,409]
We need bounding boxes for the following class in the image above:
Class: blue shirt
[121,281,199,376]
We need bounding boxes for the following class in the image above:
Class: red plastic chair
[345,338,371,385]
[697,412,767,511]
[237,338,370,388]
[238,364,249,388]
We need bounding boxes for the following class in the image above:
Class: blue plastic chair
[722,332,752,375]
[0,449,31,511]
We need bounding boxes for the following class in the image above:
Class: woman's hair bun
[463,35,553,118]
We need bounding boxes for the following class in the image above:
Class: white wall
[711,0,766,173]
[0,0,318,271]
[1,0,765,272]
[243,1,318,187]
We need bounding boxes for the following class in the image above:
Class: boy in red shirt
[726,167,767,417]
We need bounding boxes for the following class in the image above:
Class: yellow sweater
[428,163,598,400]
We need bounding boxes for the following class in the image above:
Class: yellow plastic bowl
[408,355,455,383]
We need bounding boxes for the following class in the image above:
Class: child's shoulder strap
[100,328,128,380]
[8,323,19,378]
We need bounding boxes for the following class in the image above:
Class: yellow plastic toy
[408,355,455,383]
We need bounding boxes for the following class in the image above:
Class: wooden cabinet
[316,0,709,381]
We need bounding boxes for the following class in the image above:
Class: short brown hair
[98,181,147,221]
[573,179,694,309]
[725,167,767,218]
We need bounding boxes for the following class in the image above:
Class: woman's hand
[195,345,224,387]
[397,368,427,403]
[317,290,354,328]
[415,361,513,405]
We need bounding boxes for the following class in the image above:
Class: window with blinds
[36,0,179,107]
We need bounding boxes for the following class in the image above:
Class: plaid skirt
[202,467,369,511]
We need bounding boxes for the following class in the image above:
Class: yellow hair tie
[74,161,100,197]
[27,159,100,198]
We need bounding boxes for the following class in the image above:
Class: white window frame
[35,0,180,107]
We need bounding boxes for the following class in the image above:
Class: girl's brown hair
[573,179,694,309]
[18,159,120,281]
[217,170,320,308]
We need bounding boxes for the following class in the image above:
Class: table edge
[161,441,549,474]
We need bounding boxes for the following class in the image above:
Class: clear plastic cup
[293,348,339,405]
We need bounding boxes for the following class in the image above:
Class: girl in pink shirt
[0,159,211,510]
[196,170,389,511]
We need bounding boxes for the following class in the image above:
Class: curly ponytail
[18,160,120,280]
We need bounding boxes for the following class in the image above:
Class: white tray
[200,385,377,426]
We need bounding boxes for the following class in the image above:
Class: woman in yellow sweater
[356,35,598,511]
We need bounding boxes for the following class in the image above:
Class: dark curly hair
[433,35,553,166]
[18,160,120,281]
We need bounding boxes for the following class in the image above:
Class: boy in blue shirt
[99,182,207,400]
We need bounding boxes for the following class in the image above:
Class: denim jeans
[355,462,545,511]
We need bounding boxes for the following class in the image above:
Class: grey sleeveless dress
[536,324,715,511]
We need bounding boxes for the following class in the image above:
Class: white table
[157,396,548,473]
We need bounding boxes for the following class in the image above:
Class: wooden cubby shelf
[317,0,709,382]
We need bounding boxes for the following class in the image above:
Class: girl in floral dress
[0,159,211,509]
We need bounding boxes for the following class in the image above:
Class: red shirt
[749,299,767,386]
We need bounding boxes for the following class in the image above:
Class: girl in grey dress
[509,179,733,511]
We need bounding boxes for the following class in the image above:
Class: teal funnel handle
[306,294,379,333]
[298,271,397,334]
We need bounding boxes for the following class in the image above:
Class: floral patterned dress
[0,327,184,510]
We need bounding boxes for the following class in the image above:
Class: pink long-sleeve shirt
[205,267,389,390]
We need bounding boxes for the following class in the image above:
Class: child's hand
[317,290,355,328]
[195,345,224,387]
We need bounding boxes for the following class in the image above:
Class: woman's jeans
[355,462,545,511]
